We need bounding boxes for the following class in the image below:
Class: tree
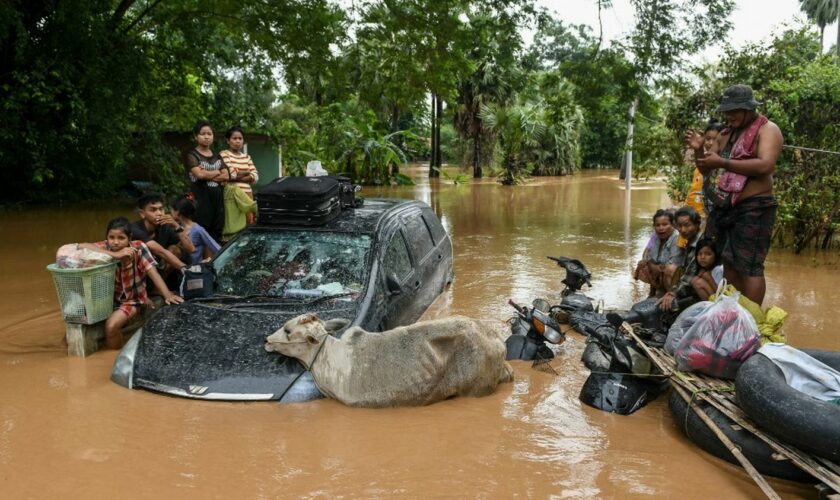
[353,1,427,135]
[480,102,543,185]
[661,26,840,251]
[454,7,530,178]
[607,0,735,178]
[798,0,839,53]
[0,0,346,202]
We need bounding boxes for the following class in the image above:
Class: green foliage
[452,5,531,175]
[625,0,734,83]
[523,73,584,176]
[798,0,839,51]
[480,102,541,185]
[526,16,639,168]
[432,167,470,185]
[271,96,412,185]
[661,26,840,251]
[766,59,840,251]
[0,0,347,202]
[438,123,462,164]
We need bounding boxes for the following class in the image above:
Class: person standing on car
[220,125,259,225]
[186,120,229,242]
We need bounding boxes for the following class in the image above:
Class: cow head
[264,313,349,369]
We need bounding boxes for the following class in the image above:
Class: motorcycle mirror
[542,325,564,344]
[532,298,551,313]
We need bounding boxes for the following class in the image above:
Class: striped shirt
[220,150,259,195]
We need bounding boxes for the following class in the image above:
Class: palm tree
[798,0,839,53]
[479,102,545,185]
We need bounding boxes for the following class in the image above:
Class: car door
[379,226,418,329]
[401,210,439,313]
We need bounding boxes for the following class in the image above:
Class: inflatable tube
[736,349,840,463]
[668,390,814,483]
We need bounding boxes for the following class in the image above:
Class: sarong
[713,195,777,277]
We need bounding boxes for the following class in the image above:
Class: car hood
[132,301,356,400]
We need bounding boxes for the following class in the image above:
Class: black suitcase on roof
[256,176,341,225]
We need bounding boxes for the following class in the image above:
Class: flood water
[1,168,837,498]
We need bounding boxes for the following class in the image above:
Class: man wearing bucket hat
[684,84,783,306]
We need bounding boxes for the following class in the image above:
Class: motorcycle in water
[505,299,564,361]
[541,256,670,415]
[505,256,596,362]
[548,256,595,318]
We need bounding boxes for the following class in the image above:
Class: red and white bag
[674,281,760,379]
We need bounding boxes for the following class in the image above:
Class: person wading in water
[685,84,783,306]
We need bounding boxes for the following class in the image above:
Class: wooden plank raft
[621,324,840,499]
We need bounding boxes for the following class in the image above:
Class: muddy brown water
[1,168,836,498]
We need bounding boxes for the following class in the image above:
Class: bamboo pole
[671,383,781,500]
[644,342,840,489]
[622,324,840,493]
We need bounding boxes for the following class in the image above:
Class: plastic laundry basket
[47,262,118,324]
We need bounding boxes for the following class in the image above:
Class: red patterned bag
[674,290,760,379]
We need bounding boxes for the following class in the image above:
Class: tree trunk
[429,93,439,177]
[819,24,825,53]
[435,94,443,170]
[473,133,482,178]
[837,0,840,58]
[390,104,401,137]
[619,97,638,183]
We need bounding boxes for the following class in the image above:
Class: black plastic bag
[180,264,214,299]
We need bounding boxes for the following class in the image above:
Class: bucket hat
[716,84,760,112]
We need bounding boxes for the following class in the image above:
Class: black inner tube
[736,349,840,463]
[668,390,815,483]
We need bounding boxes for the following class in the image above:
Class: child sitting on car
[78,217,183,349]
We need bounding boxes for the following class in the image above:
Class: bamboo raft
[621,324,840,500]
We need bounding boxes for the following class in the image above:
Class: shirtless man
[685,84,783,305]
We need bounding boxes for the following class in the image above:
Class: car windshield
[213,230,372,299]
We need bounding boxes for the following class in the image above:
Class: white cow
[265,314,513,408]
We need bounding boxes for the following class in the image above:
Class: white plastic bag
[664,301,713,355]
[674,289,760,379]
[305,160,328,177]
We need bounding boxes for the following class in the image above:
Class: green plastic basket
[47,261,118,325]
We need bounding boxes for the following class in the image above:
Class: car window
[213,231,371,298]
[422,211,447,245]
[403,213,434,260]
[383,231,412,281]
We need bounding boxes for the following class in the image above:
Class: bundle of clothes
[56,243,114,269]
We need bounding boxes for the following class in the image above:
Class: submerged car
[111,198,453,402]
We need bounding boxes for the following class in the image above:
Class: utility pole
[623,97,638,191]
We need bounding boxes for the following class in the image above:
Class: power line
[782,145,840,156]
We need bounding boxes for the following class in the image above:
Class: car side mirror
[385,273,403,297]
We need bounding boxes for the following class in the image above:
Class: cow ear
[323,318,350,333]
[305,333,321,345]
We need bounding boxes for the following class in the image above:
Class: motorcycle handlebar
[508,299,526,314]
